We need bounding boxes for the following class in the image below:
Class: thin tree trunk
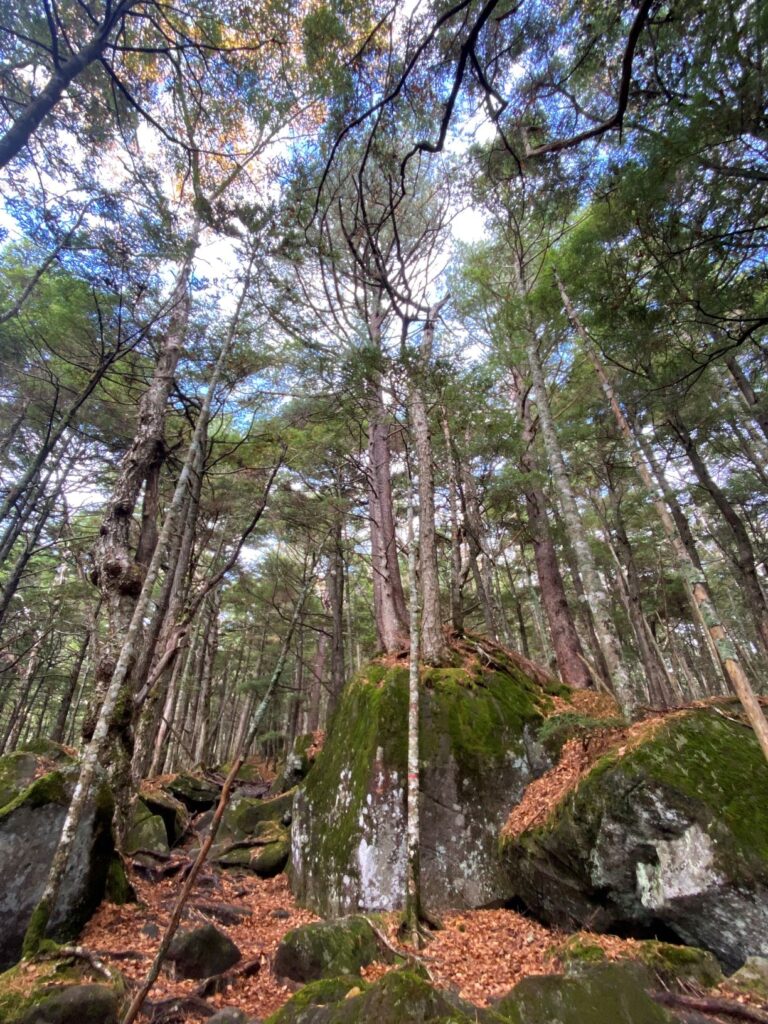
[405,480,421,944]
[669,413,768,655]
[726,355,768,443]
[440,411,464,634]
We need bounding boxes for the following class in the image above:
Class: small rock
[208,1010,262,1024]
[167,923,241,979]
[251,839,289,878]
[272,908,291,920]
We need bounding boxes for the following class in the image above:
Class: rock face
[291,657,558,917]
[274,917,387,982]
[0,748,115,970]
[503,709,768,968]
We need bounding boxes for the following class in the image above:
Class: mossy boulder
[251,839,290,878]
[556,936,722,989]
[265,968,477,1024]
[503,709,768,968]
[0,751,40,808]
[123,799,169,856]
[273,916,388,982]
[140,788,189,844]
[222,789,296,836]
[167,923,241,979]
[165,772,221,810]
[291,659,553,917]
[0,754,115,970]
[492,962,676,1024]
[0,954,125,1024]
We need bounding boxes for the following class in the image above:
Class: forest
[0,0,767,1022]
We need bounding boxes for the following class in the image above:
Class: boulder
[251,839,290,878]
[273,916,387,982]
[291,656,559,917]
[492,962,676,1024]
[556,935,722,989]
[264,969,478,1024]
[0,954,125,1024]
[140,788,189,844]
[503,708,768,968]
[123,799,169,857]
[167,923,241,979]
[0,751,115,970]
[165,772,221,810]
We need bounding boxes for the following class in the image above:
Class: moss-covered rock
[251,839,290,878]
[140,788,189,844]
[0,954,125,1024]
[0,752,40,809]
[555,936,722,989]
[167,924,241,979]
[265,968,477,1024]
[0,755,115,970]
[503,708,768,967]
[222,789,296,836]
[165,772,221,810]
[291,658,554,916]
[273,916,388,982]
[492,962,676,1024]
[123,799,169,856]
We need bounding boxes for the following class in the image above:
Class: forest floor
[77,863,672,1022]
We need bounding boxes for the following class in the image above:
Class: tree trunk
[669,413,768,655]
[440,411,465,634]
[726,355,768,443]
[525,330,634,712]
[405,481,422,944]
[511,371,592,688]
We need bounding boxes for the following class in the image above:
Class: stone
[165,772,221,810]
[0,955,124,1024]
[221,790,296,837]
[167,923,242,979]
[502,709,768,968]
[0,752,115,970]
[270,735,318,796]
[728,956,768,999]
[291,658,557,917]
[20,984,120,1024]
[123,799,169,856]
[208,1010,261,1024]
[557,936,722,990]
[140,788,189,844]
[273,916,387,982]
[264,969,477,1024]
[492,962,676,1024]
[251,840,290,878]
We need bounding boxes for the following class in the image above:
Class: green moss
[556,935,607,964]
[296,668,408,900]
[274,916,385,981]
[0,771,68,821]
[538,713,625,758]
[21,901,52,959]
[493,962,673,1024]
[251,839,290,877]
[266,968,476,1024]
[265,975,364,1022]
[633,941,722,988]
[224,787,296,835]
[0,752,38,809]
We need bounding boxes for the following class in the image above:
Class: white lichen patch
[637,823,724,909]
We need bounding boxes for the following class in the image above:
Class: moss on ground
[537,713,625,759]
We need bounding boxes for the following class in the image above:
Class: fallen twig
[653,991,768,1023]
